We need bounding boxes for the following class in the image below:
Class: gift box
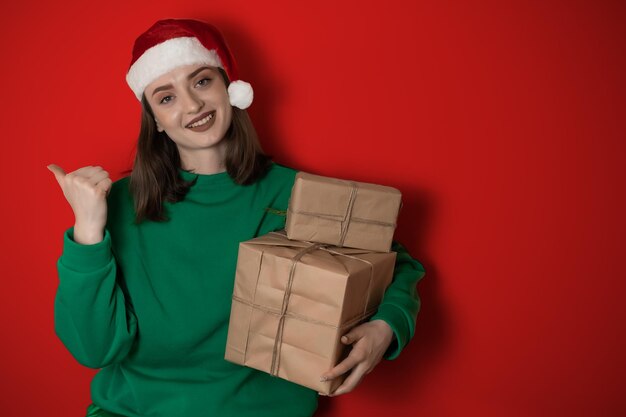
[224,230,396,394]
[285,172,402,253]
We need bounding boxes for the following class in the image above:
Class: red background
[1,0,624,416]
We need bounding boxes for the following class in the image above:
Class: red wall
[1,0,624,416]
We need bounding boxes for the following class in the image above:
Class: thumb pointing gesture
[47,163,112,244]
[47,164,66,187]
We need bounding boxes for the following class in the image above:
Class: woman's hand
[47,164,112,244]
[319,319,395,397]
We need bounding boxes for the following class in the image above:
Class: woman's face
[144,64,233,157]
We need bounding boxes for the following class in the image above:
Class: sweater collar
[178,167,236,187]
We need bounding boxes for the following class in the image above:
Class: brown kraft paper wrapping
[224,230,397,395]
[285,172,402,253]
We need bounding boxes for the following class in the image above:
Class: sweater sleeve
[368,240,425,360]
[54,226,138,369]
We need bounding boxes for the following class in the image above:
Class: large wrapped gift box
[285,172,402,253]
[225,230,396,394]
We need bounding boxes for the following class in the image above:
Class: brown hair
[129,67,273,224]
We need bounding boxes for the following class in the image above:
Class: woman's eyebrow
[188,66,213,78]
[151,67,214,96]
[152,84,173,96]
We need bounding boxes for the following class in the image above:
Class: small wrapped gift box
[285,172,402,252]
[225,230,396,394]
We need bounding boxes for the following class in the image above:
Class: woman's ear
[155,119,164,132]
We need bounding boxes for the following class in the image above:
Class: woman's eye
[196,78,211,87]
[159,96,173,104]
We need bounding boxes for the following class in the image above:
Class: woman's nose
[181,89,204,113]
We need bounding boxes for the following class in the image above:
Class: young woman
[48,19,425,417]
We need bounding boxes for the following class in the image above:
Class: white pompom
[228,80,253,109]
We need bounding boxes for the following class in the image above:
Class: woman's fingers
[88,169,110,186]
[341,324,366,345]
[328,361,368,397]
[320,347,364,382]
[87,168,113,197]
[320,325,372,382]
[318,321,395,396]
[96,177,113,196]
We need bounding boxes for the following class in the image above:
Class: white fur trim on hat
[126,37,223,100]
[228,80,253,109]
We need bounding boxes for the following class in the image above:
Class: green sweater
[54,162,425,417]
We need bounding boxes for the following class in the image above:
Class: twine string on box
[258,234,375,378]
[270,241,322,376]
[337,182,358,247]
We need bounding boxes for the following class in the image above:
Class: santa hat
[126,19,253,109]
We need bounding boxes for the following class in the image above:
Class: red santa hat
[126,19,253,109]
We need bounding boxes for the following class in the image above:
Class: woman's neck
[179,142,227,174]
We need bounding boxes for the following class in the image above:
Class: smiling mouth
[186,111,215,128]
